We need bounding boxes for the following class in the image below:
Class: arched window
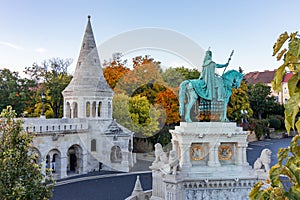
[108,101,112,118]
[72,102,78,118]
[110,146,122,163]
[98,102,102,117]
[91,139,96,152]
[92,102,96,117]
[86,102,90,117]
[66,102,71,118]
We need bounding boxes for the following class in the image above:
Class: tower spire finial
[88,15,91,19]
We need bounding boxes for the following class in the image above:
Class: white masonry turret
[62,15,113,119]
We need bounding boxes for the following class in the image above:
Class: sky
[0,0,299,76]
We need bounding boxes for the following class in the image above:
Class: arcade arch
[110,146,122,163]
[46,149,61,178]
[67,144,83,174]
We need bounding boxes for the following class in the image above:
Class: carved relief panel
[190,143,207,165]
[218,143,235,164]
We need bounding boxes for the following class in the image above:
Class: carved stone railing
[180,178,257,189]
[22,118,88,134]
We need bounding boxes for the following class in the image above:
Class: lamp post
[41,91,45,118]
[240,110,248,130]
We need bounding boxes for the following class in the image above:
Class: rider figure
[199,48,231,101]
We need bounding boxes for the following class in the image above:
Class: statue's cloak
[189,79,211,100]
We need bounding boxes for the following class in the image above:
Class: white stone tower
[62,15,113,120]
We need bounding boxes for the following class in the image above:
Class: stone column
[241,143,249,166]
[42,158,47,177]
[96,102,99,118]
[69,104,73,118]
[90,103,93,119]
[235,143,248,165]
[63,101,67,118]
[60,156,68,179]
[121,150,129,168]
[236,144,243,165]
[78,98,84,118]
[151,170,165,199]
[82,152,88,173]
[179,143,192,172]
[208,142,221,167]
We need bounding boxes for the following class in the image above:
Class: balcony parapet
[23,118,88,134]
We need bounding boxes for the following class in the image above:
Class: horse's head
[222,70,243,89]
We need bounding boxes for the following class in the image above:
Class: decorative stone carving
[150,143,168,170]
[184,188,252,200]
[168,150,179,175]
[254,148,272,173]
[253,148,272,179]
[218,144,232,161]
[190,144,205,161]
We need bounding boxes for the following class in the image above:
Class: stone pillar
[89,103,92,119]
[96,102,99,118]
[236,143,248,165]
[60,156,68,178]
[42,158,47,177]
[179,143,192,172]
[63,101,67,118]
[208,142,221,167]
[82,152,88,173]
[78,99,84,118]
[70,104,73,119]
[241,143,249,166]
[121,151,129,169]
[164,181,183,200]
[151,170,165,200]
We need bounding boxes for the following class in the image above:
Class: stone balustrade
[23,118,88,134]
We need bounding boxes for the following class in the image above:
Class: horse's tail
[179,80,188,117]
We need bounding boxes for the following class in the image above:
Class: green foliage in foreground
[250,135,300,200]
[272,32,300,133]
[0,106,54,200]
[250,31,300,200]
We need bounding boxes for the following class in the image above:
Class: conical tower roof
[63,16,113,97]
[131,176,144,197]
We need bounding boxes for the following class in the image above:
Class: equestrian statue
[179,48,243,122]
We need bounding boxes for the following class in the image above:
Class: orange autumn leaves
[103,55,180,125]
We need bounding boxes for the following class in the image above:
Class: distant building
[244,70,293,104]
[23,16,135,179]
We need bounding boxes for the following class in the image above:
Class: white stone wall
[24,117,133,179]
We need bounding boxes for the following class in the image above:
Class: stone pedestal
[150,170,165,200]
[163,122,258,200]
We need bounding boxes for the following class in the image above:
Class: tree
[0,69,37,116]
[25,58,73,118]
[227,80,253,122]
[250,32,300,200]
[103,53,130,89]
[113,94,161,137]
[155,88,180,125]
[161,67,186,89]
[173,66,200,80]
[248,83,278,119]
[115,55,166,96]
[0,106,54,199]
